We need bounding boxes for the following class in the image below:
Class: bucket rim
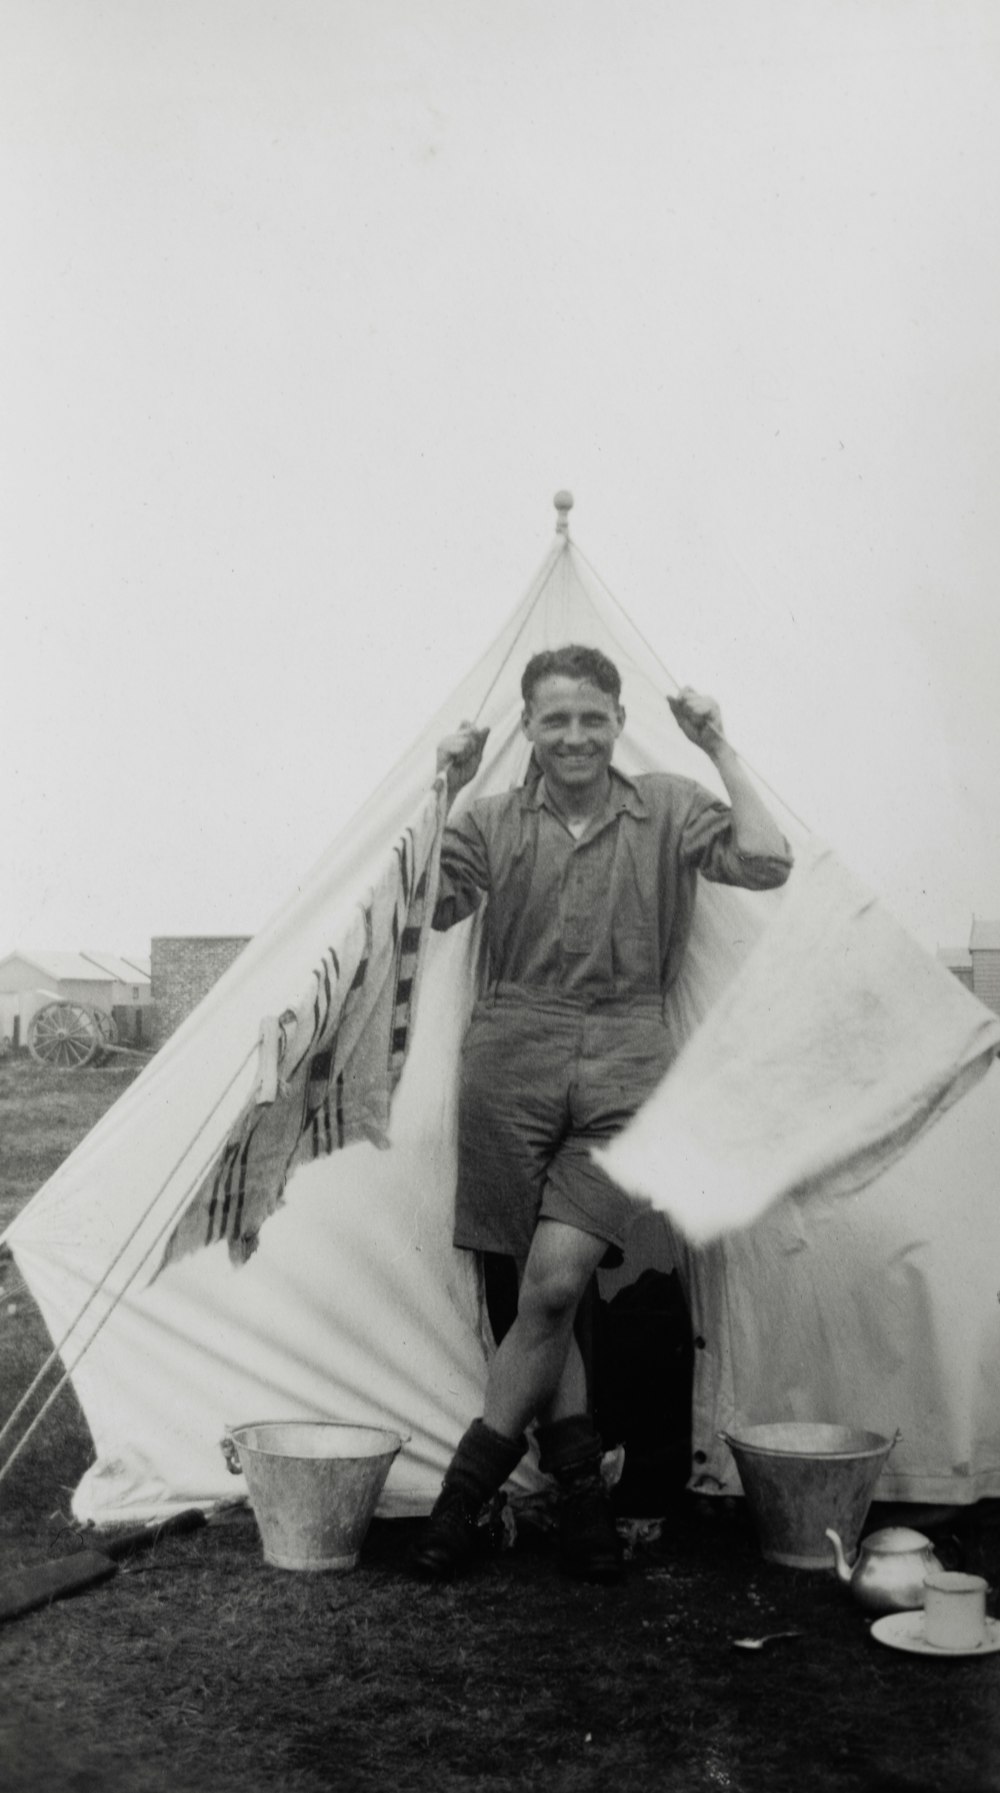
[225,1420,408,1460]
[719,1423,896,1463]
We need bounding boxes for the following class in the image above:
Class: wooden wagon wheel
[27,1002,104,1069]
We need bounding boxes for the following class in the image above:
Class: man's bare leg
[539,1335,590,1426]
[482,1219,606,1439]
[480,1219,621,1581]
[412,1220,618,1580]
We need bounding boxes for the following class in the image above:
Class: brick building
[150,936,252,1043]
[939,919,1000,1016]
[968,919,1000,1015]
[937,944,974,993]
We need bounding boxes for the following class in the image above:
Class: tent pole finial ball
[553,490,574,534]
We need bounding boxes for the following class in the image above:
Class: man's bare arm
[436,722,490,811]
[668,688,790,862]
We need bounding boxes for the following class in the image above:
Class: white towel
[597,840,1000,1243]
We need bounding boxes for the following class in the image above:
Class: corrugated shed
[0,950,110,985]
[81,951,151,988]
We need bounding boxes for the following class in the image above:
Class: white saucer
[871,1611,1000,1657]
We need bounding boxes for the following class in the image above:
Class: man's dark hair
[521,645,622,708]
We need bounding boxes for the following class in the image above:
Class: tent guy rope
[468,535,565,727]
[572,534,815,839]
[0,1043,259,1492]
[474,490,813,838]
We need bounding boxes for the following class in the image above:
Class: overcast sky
[3,0,998,958]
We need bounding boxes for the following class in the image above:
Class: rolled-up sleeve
[679,790,793,891]
[433,808,491,930]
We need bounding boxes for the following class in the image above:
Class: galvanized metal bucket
[719,1422,897,1570]
[222,1421,406,1572]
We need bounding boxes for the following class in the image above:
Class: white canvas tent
[6,500,1000,1522]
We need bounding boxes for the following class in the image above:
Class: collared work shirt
[433,767,792,1002]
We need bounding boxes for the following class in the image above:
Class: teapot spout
[825,1527,854,1583]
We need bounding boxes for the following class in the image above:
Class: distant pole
[554,490,574,535]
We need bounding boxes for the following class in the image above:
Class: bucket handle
[220,1434,243,1477]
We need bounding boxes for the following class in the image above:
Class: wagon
[26,1000,135,1070]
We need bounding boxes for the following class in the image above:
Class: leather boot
[410,1419,526,1581]
[537,1414,624,1584]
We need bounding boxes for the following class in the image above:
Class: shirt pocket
[610,869,656,981]
[612,926,656,983]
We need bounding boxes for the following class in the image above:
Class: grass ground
[2,1056,999,1793]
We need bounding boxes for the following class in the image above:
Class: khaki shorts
[454,986,674,1267]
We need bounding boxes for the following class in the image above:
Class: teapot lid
[861,1526,933,1552]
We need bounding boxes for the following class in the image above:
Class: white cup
[922,1571,988,1650]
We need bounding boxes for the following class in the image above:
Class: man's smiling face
[522,675,625,810]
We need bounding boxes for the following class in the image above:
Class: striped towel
[159,778,447,1270]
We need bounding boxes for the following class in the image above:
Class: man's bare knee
[518,1259,587,1328]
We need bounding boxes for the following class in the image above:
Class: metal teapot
[825,1525,943,1615]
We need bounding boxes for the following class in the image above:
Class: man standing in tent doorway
[412,645,792,1582]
